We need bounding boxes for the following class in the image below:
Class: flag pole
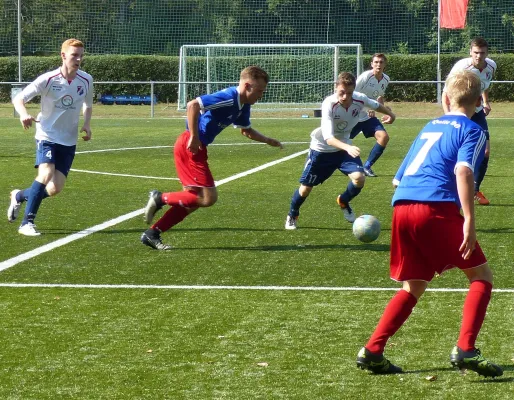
[437,0,442,105]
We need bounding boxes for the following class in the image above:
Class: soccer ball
[352,215,381,243]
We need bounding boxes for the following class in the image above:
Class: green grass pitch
[0,112,513,399]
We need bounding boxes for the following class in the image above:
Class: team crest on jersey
[77,86,84,96]
[486,72,491,80]
[352,109,359,117]
[336,121,348,130]
[62,95,73,107]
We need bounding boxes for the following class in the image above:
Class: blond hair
[240,66,269,84]
[445,70,482,108]
[61,38,84,53]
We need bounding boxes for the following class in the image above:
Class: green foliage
[2,53,514,103]
[3,1,514,57]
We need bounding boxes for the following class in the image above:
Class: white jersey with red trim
[18,68,94,146]
[310,91,379,153]
[445,57,496,112]
[355,70,390,121]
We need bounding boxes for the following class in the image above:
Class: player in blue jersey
[285,72,396,230]
[349,53,391,177]
[356,70,502,377]
[442,37,496,206]
[140,66,283,250]
[8,39,93,236]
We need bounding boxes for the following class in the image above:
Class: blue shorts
[35,140,76,177]
[299,149,364,186]
[350,117,385,139]
[471,110,490,140]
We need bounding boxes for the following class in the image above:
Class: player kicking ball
[356,70,502,378]
[285,72,395,230]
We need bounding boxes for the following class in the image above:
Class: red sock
[152,206,189,233]
[162,190,198,208]
[366,290,418,354]
[457,280,492,351]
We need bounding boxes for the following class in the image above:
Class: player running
[349,53,391,177]
[442,37,496,205]
[141,66,283,250]
[8,38,93,236]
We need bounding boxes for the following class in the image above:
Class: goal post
[178,44,363,110]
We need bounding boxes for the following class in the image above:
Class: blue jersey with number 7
[392,112,486,207]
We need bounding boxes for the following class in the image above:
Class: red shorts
[390,201,487,282]
[174,130,215,187]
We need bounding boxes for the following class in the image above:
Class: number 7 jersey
[392,112,486,207]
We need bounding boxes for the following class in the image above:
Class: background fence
[1,0,514,57]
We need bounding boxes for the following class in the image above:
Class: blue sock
[17,187,49,203]
[474,156,489,192]
[289,188,307,218]
[365,143,386,169]
[21,181,47,225]
[339,181,362,204]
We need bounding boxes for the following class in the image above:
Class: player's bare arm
[81,106,93,141]
[12,97,39,129]
[186,99,202,154]
[241,128,283,149]
[456,165,477,260]
[482,89,491,115]
[326,137,360,158]
[376,103,396,124]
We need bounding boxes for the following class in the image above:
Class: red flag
[440,0,469,29]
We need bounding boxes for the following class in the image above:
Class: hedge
[1,54,513,103]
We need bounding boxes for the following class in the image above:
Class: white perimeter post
[334,45,339,86]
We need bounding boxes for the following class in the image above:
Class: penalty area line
[0,283,512,293]
[0,149,309,272]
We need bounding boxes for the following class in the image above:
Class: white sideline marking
[0,209,143,272]
[0,283,512,292]
[0,149,309,271]
[75,141,309,155]
[76,145,171,154]
[70,169,180,180]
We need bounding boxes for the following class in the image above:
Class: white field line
[0,283,512,292]
[75,141,309,155]
[0,149,309,272]
[70,169,180,180]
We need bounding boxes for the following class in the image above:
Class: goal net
[178,44,363,110]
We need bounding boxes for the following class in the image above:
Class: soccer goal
[177,44,363,111]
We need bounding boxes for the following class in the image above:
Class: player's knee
[465,263,493,284]
[299,185,312,197]
[199,192,218,207]
[45,184,62,197]
[402,280,428,299]
[36,170,54,185]
[376,131,389,146]
[484,150,490,158]
[353,174,365,188]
